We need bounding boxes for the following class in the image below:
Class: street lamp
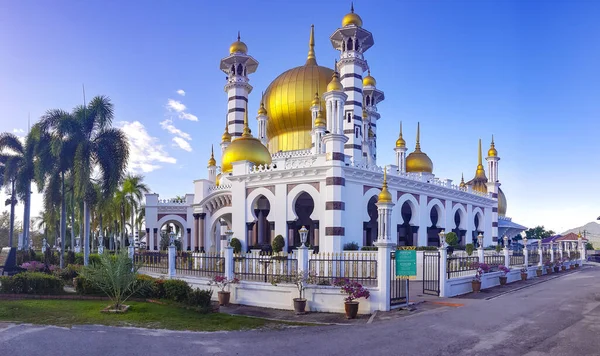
[225,230,234,245]
[477,233,484,248]
[169,231,175,247]
[299,226,309,247]
[438,230,446,248]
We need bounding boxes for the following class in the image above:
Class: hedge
[0,272,64,295]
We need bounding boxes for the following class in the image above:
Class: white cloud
[166,99,186,113]
[172,137,192,152]
[13,128,24,134]
[160,119,192,141]
[176,89,185,96]
[179,112,198,121]
[117,121,176,173]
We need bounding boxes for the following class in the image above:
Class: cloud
[117,121,176,173]
[172,137,192,152]
[13,128,24,134]
[159,119,191,141]
[179,112,198,121]
[166,99,198,121]
[176,89,185,96]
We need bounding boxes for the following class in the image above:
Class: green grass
[0,299,278,331]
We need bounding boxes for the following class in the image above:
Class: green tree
[121,174,149,245]
[445,232,458,247]
[524,226,555,240]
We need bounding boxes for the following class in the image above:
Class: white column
[417,194,428,246]
[503,236,509,267]
[438,244,448,298]
[223,245,234,280]
[168,244,176,278]
[538,240,543,268]
[550,242,555,263]
[375,241,394,311]
[296,246,309,277]
[477,234,485,263]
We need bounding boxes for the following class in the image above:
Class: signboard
[396,247,417,279]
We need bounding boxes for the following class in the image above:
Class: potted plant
[333,278,370,319]
[498,265,510,286]
[471,262,490,293]
[208,275,239,306]
[536,267,542,277]
[544,260,552,274]
[554,261,561,273]
[271,270,317,315]
[520,267,527,281]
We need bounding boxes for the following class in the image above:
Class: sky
[0,0,599,234]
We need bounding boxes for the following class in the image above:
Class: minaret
[376,168,395,242]
[220,115,231,154]
[459,173,466,189]
[310,92,322,154]
[323,64,348,138]
[220,32,258,140]
[313,107,327,154]
[256,93,268,146]
[394,122,407,172]
[486,136,501,245]
[362,70,384,166]
[207,145,217,183]
[331,4,373,164]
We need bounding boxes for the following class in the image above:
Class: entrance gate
[423,251,440,296]
[390,251,408,306]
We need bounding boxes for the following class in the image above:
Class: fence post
[223,246,234,280]
[168,245,176,278]
[296,246,309,277]
[550,242,555,263]
[438,245,448,298]
[537,240,543,268]
[477,234,485,263]
[523,237,529,268]
[558,241,563,261]
[503,236,509,267]
[375,241,394,311]
[578,236,585,265]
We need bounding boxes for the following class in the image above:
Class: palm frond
[93,128,129,198]
[0,132,24,155]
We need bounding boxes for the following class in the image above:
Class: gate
[423,251,440,296]
[390,251,408,306]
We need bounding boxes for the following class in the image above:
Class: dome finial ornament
[229,31,248,54]
[415,122,421,151]
[237,31,240,41]
[460,173,466,188]
[342,2,363,27]
[327,62,343,92]
[488,134,498,157]
[395,121,406,148]
[221,114,231,143]
[405,122,433,173]
[351,2,354,13]
[258,91,267,116]
[378,167,393,203]
[208,144,216,167]
[306,25,317,65]
[474,138,487,180]
[242,102,252,138]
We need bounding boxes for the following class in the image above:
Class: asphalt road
[2,266,600,356]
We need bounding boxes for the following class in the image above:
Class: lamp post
[225,230,234,246]
[299,226,309,247]
[169,231,175,247]
[438,230,446,248]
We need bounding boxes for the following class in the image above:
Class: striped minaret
[486,136,501,243]
[330,4,373,164]
[362,70,384,166]
[220,32,258,140]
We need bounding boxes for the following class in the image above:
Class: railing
[484,254,505,269]
[175,252,224,277]
[308,252,377,286]
[447,256,480,279]
[528,252,539,266]
[135,252,168,274]
[510,254,525,266]
[234,252,297,283]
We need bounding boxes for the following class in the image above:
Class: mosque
[144,6,526,253]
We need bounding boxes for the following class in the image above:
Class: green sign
[395,249,417,278]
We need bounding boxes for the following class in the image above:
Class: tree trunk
[99,213,103,249]
[8,180,15,248]
[23,182,31,249]
[71,190,75,251]
[60,174,66,269]
[83,201,90,266]
[131,202,135,249]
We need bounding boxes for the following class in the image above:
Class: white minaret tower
[220,32,258,140]
[394,122,407,172]
[256,94,268,146]
[220,115,231,154]
[362,70,384,165]
[323,69,348,138]
[312,106,326,154]
[330,4,373,164]
[486,136,500,244]
[207,145,217,183]
[310,92,322,154]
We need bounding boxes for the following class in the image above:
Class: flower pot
[472,280,481,293]
[546,268,552,274]
[218,291,231,306]
[344,301,359,319]
[499,276,507,285]
[293,298,307,315]
[520,273,527,281]
[575,264,579,268]
[570,265,574,270]
[561,266,566,271]
[536,269,542,277]
[554,267,560,273]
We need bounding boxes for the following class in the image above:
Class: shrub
[466,243,474,256]
[495,244,502,253]
[445,232,458,247]
[361,246,378,251]
[163,279,192,302]
[58,264,83,281]
[0,272,64,295]
[66,251,76,265]
[230,238,242,253]
[186,288,213,311]
[586,242,594,250]
[272,235,285,253]
[415,246,438,251]
[343,242,359,251]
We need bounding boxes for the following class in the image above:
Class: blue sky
[1,0,599,233]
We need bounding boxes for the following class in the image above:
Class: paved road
[2,266,600,356]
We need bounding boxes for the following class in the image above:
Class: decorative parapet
[208,184,232,193]
[271,149,312,159]
[158,198,187,205]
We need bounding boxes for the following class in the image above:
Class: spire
[475,138,486,179]
[221,114,231,143]
[395,121,406,148]
[460,173,466,188]
[208,145,216,166]
[488,134,498,157]
[237,31,240,41]
[378,167,392,203]
[258,91,267,116]
[415,122,421,151]
[242,102,252,138]
[351,2,354,13]
[306,25,317,65]
[478,138,483,166]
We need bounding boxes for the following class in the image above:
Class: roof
[555,232,587,242]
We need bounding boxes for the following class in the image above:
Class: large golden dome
[263,25,334,152]
[405,123,434,173]
[498,187,507,216]
[221,111,271,173]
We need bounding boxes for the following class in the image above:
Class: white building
[145,6,522,254]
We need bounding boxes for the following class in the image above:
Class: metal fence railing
[484,254,505,270]
[308,252,377,286]
[175,252,224,277]
[510,254,525,266]
[528,251,539,266]
[135,252,168,274]
[234,252,298,283]
[447,256,479,279]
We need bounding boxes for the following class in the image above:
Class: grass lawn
[0,299,284,332]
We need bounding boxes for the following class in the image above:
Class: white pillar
[523,237,529,267]
[477,234,484,263]
[503,236,509,267]
[418,194,428,246]
[168,245,176,278]
[550,242,555,263]
[223,246,234,280]
[375,241,394,311]
[538,240,543,268]
[296,246,309,277]
[438,244,448,298]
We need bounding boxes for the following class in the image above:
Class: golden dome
[363,70,376,87]
[263,25,334,152]
[229,32,248,55]
[378,169,392,203]
[311,92,320,107]
[466,139,488,193]
[314,109,326,127]
[498,187,507,217]
[395,121,406,148]
[406,123,433,173]
[208,145,216,167]
[221,116,231,143]
[488,135,498,157]
[221,107,272,173]
[342,3,363,27]
[257,101,267,116]
[327,70,343,92]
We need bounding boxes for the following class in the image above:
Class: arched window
[347,112,352,123]
[231,65,235,74]
[237,64,243,75]
[348,38,354,51]
[366,96,371,106]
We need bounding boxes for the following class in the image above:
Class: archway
[208,214,231,253]
[158,219,185,250]
[251,195,271,249]
[397,201,416,246]
[289,192,315,251]
[363,196,378,247]
[472,209,484,247]
[427,204,444,246]
[452,210,467,245]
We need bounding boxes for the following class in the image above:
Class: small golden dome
[378,169,392,203]
[406,123,433,173]
[314,109,326,127]
[311,92,320,107]
[208,145,216,167]
[221,116,231,143]
[363,70,376,87]
[498,187,507,217]
[342,3,363,27]
[327,70,343,92]
[221,106,272,173]
[488,135,498,157]
[459,173,466,188]
[257,101,267,116]
[229,32,248,55]
[395,122,406,148]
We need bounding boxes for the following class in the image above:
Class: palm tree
[122,174,149,246]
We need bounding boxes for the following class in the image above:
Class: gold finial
[478,138,482,166]
[459,173,466,188]
[475,139,486,179]
[242,102,252,137]
[258,91,267,116]
[306,25,317,65]
[488,134,498,157]
[208,144,216,166]
[378,167,392,203]
[415,122,421,151]
[395,121,406,148]
[327,63,343,92]
[222,114,231,143]
[237,31,240,41]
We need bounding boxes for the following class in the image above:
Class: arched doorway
[251,195,271,249]
[158,219,184,250]
[398,202,416,246]
[363,196,378,247]
[453,210,466,245]
[289,192,316,250]
[473,213,483,247]
[208,214,231,253]
[427,206,443,246]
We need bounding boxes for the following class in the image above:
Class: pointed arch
[427,198,446,228]
[246,187,276,222]
[287,184,321,221]
[396,193,419,225]
[451,204,468,230]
